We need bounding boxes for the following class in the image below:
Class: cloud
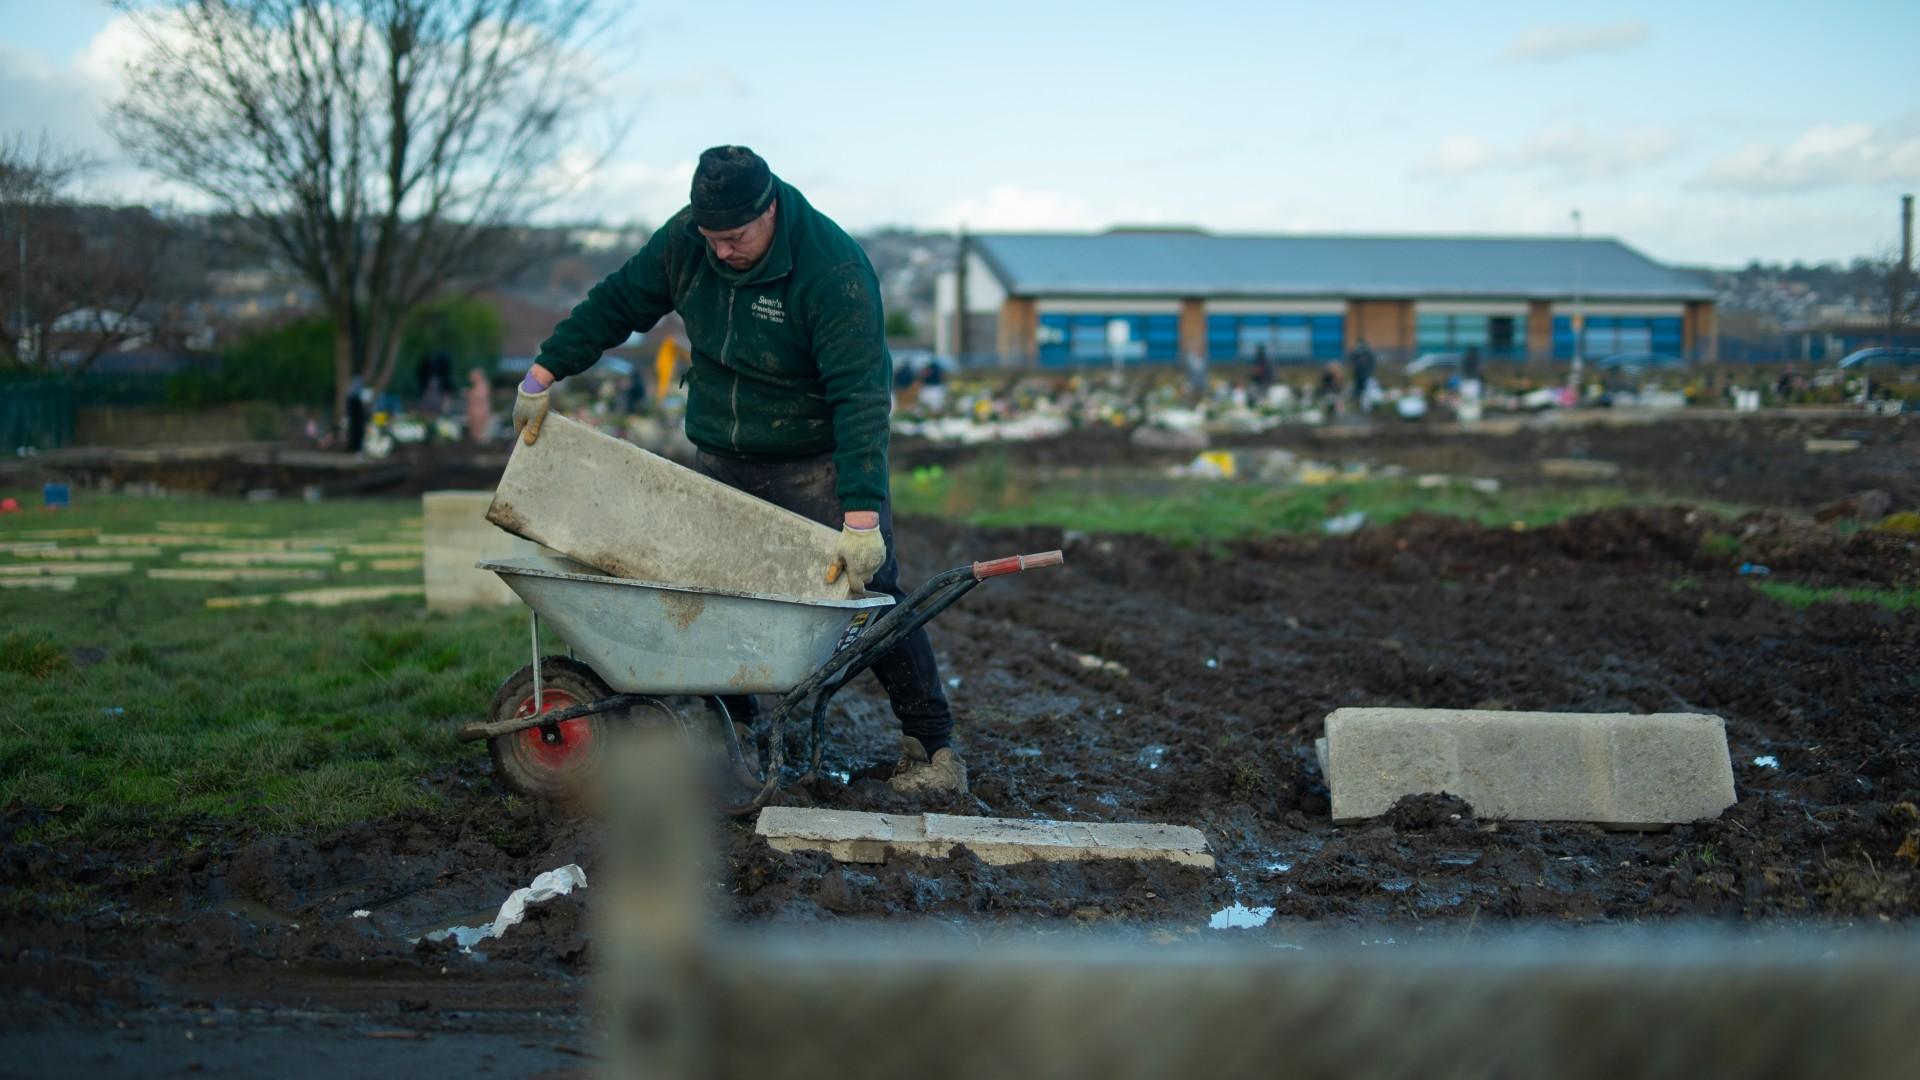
[927,185,1111,231]
[1413,125,1682,181]
[1500,21,1652,62]
[1694,114,1920,194]
[537,152,696,225]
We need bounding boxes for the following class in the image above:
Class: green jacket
[535,179,892,510]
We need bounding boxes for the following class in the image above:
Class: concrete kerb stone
[422,490,526,614]
[755,807,1214,869]
[1319,707,1736,828]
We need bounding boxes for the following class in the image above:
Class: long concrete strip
[179,550,336,566]
[206,584,427,609]
[0,576,76,591]
[0,561,135,576]
[148,567,327,582]
[1319,707,1736,827]
[756,807,1214,868]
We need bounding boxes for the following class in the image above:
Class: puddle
[424,923,493,950]
[827,769,851,784]
[1208,903,1276,930]
[1135,744,1167,770]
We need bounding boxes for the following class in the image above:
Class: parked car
[1838,347,1920,369]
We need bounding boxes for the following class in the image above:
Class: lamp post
[1570,209,1584,391]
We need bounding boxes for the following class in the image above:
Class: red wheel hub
[513,687,593,770]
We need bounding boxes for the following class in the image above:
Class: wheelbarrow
[457,549,1065,815]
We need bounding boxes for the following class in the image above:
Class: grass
[895,455,1699,546]
[1751,581,1920,613]
[0,492,528,842]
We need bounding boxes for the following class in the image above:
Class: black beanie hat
[690,145,776,231]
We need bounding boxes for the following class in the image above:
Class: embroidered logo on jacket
[750,296,786,325]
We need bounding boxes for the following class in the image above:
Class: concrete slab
[206,584,426,609]
[367,558,421,572]
[1321,707,1735,827]
[156,522,266,534]
[0,561,135,576]
[1539,458,1622,480]
[11,528,99,540]
[148,567,327,582]
[0,542,57,555]
[40,546,163,559]
[0,576,77,591]
[488,414,851,602]
[1804,438,1861,454]
[345,542,425,555]
[422,491,525,613]
[179,550,335,566]
[94,534,205,547]
[755,807,1214,868]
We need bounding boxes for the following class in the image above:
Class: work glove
[513,376,551,446]
[826,523,886,587]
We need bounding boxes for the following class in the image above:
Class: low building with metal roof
[932,229,1717,367]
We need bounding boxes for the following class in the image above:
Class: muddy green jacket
[535,179,892,510]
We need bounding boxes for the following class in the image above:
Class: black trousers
[693,450,955,750]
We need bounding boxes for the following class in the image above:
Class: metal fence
[0,373,178,451]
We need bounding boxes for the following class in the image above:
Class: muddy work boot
[887,736,967,794]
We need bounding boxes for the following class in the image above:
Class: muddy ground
[902,411,1920,514]
[5,425,1918,1070]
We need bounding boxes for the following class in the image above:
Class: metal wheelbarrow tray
[459,549,1065,815]
[476,555,893,695]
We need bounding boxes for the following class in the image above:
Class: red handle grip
[972,550,1066,580]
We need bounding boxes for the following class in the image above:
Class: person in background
[622,372,648,415]
[345,375,369,453]
[653,336,682,409]
[1184,349,1209,403]
[466,368,494,443]
[1317,360,1344,411]
[919,358,947,412]
[1348,338,1376,408]
[1460,345,1484,405]
[1249,345,1275,404]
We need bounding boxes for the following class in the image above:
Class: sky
[2,0,1917,268]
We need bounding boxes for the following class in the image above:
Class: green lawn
[892,456,1712,546]
[1,493,526,842]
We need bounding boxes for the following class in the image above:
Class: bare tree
[0,134,172,372]
[108,0,615,425]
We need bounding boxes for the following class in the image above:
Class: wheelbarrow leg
[529,611,543,714]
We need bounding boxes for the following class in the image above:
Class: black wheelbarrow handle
[713,549,1066,816]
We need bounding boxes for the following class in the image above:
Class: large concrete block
[486,415,851,602]
[1321,707,1736,827]
[756,807,1214,868]
[424,490,527,614]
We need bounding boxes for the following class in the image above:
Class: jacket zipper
[723,285,740,451]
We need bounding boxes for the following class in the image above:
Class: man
[512,146,963,794]
[1348,338,1376,408]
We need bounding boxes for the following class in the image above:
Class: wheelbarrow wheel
[486,657,615,802]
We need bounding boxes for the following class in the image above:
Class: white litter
[1209,903,1276,930]
[1753,755,1779,770]
[415,864,590,952]
[351,909,371,918]
[1322,511,1368,536]
[489,864,588,938]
